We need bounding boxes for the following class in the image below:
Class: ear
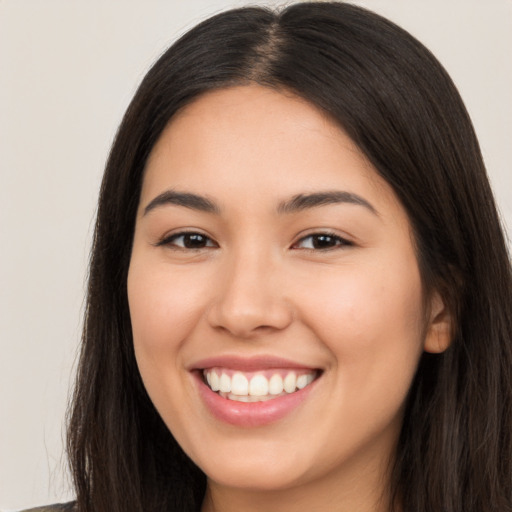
[423,292,453,354]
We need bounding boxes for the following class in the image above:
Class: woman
[31,2,512,511]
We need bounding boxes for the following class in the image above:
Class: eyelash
[292,232,353,251]
[156,231,217,250]
[156,230,352,252]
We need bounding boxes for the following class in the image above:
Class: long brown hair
[68,3,512,511]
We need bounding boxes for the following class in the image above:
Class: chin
[203,461,308,492]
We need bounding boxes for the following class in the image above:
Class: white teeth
[269,374,284,395]
[210,371,220,391]
[203,368,317,401]
[219,373,231,393]
[283,372,297,393]
[231,372,249,395]
[249,374,269,396]
[297,373,314,389]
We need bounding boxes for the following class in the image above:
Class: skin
[127,85,451,512]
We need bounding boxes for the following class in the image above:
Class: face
[128,85,449,502]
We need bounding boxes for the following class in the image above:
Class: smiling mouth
[202,368,320,403]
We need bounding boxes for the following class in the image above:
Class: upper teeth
[203,368,316,400]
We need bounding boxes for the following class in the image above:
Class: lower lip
[194,372,317,427]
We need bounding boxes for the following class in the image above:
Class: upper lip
[189,355,319,372]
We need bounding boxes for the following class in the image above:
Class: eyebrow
[277,191,378,216]
[143,189,378,216]
[144,190,220,216]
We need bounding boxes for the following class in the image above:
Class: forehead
[141,85,403,220]
[147,86,353,171]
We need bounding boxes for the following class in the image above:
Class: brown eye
[159,232,217,249]
[294,233,351,250]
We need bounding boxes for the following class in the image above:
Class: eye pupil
[312,235,337,248]
[184,233,207,248]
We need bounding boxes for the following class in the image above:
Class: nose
[206,251,293,338]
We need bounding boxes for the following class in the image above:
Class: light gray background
[1,0,510,509]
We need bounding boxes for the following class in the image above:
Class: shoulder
[19,503,76,512]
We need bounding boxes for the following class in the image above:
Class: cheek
[297,258,425,396]
[303,257,422,329]
[128,262,208,353]
[126,260,210,436]
[127,260,215,410]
